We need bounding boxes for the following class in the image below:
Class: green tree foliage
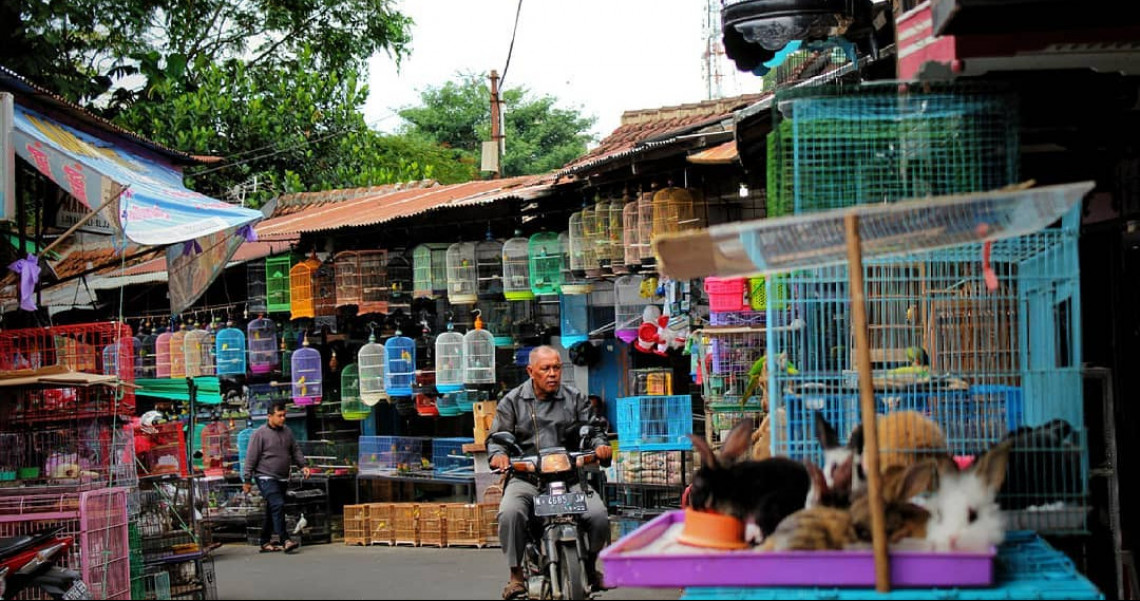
[398,74,596,177]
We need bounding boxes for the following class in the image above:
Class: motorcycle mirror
[489,431,523,456]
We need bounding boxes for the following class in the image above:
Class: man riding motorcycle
[489,346,613,600]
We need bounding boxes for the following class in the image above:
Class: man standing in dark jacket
[243,400,310,553]
[489,345,612,599]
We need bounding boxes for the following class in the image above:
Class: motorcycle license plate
[534,492,588,516]
[63,579,90,600]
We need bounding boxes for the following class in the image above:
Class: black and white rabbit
[688,419,812,544]
[998,419,1083,510]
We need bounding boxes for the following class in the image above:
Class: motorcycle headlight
[540,452,571,474]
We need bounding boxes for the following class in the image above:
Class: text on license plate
[534,492,588,516]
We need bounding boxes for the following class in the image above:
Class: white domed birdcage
[558,231,592,295]
[463,313,496,385]
[358,329,387,405]
[446,242,478,305]
[434,323,465,394]
[502,233,535,301]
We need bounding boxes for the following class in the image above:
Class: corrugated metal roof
[687,140,739,165]
[557,93,766,177]
[256,175,553,238]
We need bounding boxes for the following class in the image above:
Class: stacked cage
[696,326,769,451]
[762,83,1087,534]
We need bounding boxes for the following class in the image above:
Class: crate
[359,436,424,475]
[368,503,396,545]
[479,503,500,547]
[704,277,748,313]
[628,368,674,396]
[432,437,475,476]
[342,505,369,545]
[616,395,693,451]
[444,503,484,547]
[709,310,767,327]
[603,482,684,514]
[392,504,419,546]
[418,504,447,547]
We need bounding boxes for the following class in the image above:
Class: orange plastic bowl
[677,507,749,550]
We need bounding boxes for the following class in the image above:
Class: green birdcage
[265,254,293,314]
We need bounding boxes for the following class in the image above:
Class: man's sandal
[501,580,527,600]
[259,543,283,553]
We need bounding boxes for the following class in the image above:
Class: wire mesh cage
[527,232,562,296]
[384,334,416,397]
[502,234,535,301]
[413,243,450,300]
[696,326,769,412]
[446,242,479,305]
[765,216,1087,532]
[340,363,370,421]
[615,395,694,451]
[290,345,322,405]
[288,253,322,320]
[358,334,387,405]
[135,332,157,379]
[475,238,504,299]
[614,275,647,344]
[568,210,593,279]
[463,318,495,386]
[155,331,172,378]
[358,436,424,475]
[168,327,188,379]
[652,184,704,240]
[622,199,642,273]
[609,191,628,275]
[183,326,215,378]
[434,329,465,394]
[560,294,590,347]
[386,249,414,314]
[246,317,278,375]
[0,321,133,379]
[760,44,850,92]
[265,254,293,314]
[335,250,389,315]
[590,196,613,277]
[766,82,1019,218]
[246,258,268,315]
[0,419,135,488]
[636,184,656,269]
[215,325,246,376]
[199,420,236,476]
[559,231,592,295]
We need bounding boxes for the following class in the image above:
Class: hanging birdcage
[136,331,157,379]
[591,195,612,277]
[155,330,172,378]
[358,330,387,405]
[560,294,590,347]
[386,249,413,314]
[637,183,657,269]
[291,341,322,405]
[169,326,188,378]
[247,317,278,375]
[247,259,267,315]
[414,370,439,417]
[579,205,600,279]
[559,231,592,295]
[446,242,478,305]
[413,243,450,299]
[652,183,703,239]
[184,325,214,377]
[215,325,246,376]
[622,199,642,273]
[475,236,503,299]
[384,331,416,397]
[265,255,293,314]
[435,324,465,394]
[614,275,647,344]
[502,233,535,301]
[463,313,495,385]
[568,210,593,279]
[340,364,370,420]
[289,252,321,320]
[101,339,126,379]
[528,232,562,296]
[480,300,516,347]
[335,250,389,315]
[610,191,628,275]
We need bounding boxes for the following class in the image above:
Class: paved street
[213,541,683,600]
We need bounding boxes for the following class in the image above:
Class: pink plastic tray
[600,510,996,589]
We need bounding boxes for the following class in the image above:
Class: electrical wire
[499,0,524,88]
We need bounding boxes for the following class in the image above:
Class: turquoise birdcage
[215,325,246,376]
[528,232,562,296]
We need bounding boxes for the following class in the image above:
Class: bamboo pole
[38,184,131,259]
[845,213,890,592]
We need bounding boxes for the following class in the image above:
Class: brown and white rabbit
[688,419,812,545]
[816,410,949,499]
[761,461,855,551]
[849,459,940,544]
[925,439,1013,552]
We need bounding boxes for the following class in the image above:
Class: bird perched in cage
[740,353,798,411]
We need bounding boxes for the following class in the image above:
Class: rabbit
[688,419,812,545]
[761,505,855,551]
[995,419,1082,510]
[816,410,949,499]
[749,413,772,461]
[849,458,941,544]
[925,439,1013,552]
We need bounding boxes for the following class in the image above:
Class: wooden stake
[845,213,891,592]
[38,185,131,259]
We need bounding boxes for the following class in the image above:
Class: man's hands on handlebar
[491,454,511,471]
[490,444,612,472]
[594,445,612,462]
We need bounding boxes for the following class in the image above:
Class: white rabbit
[925,439,1012,552]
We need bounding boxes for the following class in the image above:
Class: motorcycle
[490,421,610,601]
[0,527,90,600]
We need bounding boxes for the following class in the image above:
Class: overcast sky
[363,0,765,146]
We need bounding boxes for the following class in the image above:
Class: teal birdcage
[435,323,465,394]
[528,232,562,296]
[265,255,293,314]
[215,325,246,376]
[766,81,1019,218]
